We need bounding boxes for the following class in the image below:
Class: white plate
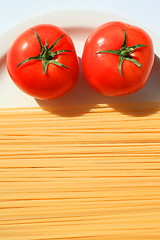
[1,9,160,108]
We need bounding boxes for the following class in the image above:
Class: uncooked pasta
[0,103,160,240]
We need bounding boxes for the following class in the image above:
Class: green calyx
[96,28,147,76]
[17,28,72,74]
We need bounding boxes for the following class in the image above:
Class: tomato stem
[96,28,147,76]
[17,29,72,74]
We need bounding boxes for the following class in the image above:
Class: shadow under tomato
[36,54,160,117]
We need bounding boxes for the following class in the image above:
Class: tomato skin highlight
[6,24,79,100]
[82,21,154,96]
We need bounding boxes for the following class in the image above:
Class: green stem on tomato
[17,29,72,74]
[96,28,147,76]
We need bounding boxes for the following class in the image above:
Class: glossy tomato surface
[6,24,79,100]
[82,21,154,96]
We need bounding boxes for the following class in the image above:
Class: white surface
[0,0,160,37]
[0,9,160,108]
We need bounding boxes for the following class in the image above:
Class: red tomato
[6,24,79,100]
[82,21,154,96]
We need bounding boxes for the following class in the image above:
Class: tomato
[82,21,154,96]
[6,24,79,100]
